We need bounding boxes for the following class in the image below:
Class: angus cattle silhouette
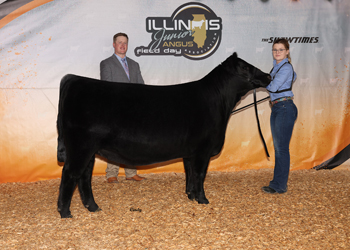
[56,53,271,218]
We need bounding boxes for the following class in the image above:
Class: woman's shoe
[262,186,277,194]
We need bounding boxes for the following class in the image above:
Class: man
[100,32,145,183]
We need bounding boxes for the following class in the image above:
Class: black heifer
[56,52,271,218]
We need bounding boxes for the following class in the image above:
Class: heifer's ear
[232,52,238,58]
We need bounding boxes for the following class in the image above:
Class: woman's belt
[270,96,293,106]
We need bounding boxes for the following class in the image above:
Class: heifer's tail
[57,114,66,162]
[57,75,71,162]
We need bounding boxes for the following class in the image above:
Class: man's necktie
[121,58,129,79]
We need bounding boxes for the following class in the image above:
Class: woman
[262,38,298,194]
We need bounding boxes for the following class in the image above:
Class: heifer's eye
[242,66,250,72]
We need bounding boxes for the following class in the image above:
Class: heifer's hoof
[196,197,209,204]
[58,207,73,218]
[60,211,73,218]
[187,192,195,200]
[94,207,102,212]
[85,204,102,213]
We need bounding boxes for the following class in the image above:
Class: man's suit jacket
[100,54,144,84]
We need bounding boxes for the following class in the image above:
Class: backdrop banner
[0,0,349,182]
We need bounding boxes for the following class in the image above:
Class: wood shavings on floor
[1,169,350,249]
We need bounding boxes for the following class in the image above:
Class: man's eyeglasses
[272,49,286,53]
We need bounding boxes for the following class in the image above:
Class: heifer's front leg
[57,163,77,218]
[183,158,195,200]
[78,156,101,213]
[184,155,210,204]
[193,155,211,204]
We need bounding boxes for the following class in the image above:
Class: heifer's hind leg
[57,163,78,218]
[57,147,95,218]
[78,155,101,213]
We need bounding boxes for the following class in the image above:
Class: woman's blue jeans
[269,100,298,193]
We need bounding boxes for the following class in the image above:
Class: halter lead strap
[253,89,270,158]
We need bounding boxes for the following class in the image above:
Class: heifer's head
[222,52,271,89]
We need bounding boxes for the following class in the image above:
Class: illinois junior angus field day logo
[134,2,222,60]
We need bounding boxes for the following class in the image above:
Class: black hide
[56,52,271,218]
